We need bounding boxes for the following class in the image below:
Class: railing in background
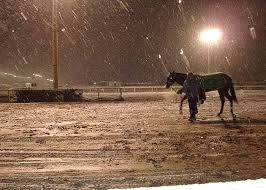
[0,89,16,103]
[0,85,265,103]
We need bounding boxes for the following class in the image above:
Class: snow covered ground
[120,179,266,190]
[0,90,265,189]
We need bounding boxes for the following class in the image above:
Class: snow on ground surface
[0,90,265,189]
[118,178,266,190]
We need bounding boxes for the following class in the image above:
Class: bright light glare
[33,73,43,78]
[200,28,222,43]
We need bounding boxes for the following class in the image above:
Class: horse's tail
[230,83,238,103]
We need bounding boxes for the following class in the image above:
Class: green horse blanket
[196,72,227,92]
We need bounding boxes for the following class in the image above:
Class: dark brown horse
[166,71,237,117]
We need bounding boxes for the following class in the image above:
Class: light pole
[158,54,168,76]
[199,28,222,73]
[52,0,59,89]
[180,48,190,71]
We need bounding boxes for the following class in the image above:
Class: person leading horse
[182,72,206,121]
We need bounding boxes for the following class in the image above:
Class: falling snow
[20,12,27,21]
[0,0,265,87]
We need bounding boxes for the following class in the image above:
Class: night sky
[0,0,265,86]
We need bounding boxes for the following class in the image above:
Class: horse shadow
[196,117,266,129]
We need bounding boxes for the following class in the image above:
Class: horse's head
[166,72,175,88]
[166,71,187,88]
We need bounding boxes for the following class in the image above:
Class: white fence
[0,85,265,102]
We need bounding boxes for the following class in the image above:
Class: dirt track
[0,90,265,189]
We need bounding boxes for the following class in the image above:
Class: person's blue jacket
[183,79,200,99]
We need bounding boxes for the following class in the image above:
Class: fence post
[97,88,100,99]
[119,88,122,99]
[8,90,10,102]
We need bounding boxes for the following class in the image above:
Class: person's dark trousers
[188,97,198,119]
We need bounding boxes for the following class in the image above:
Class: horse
[166,71,237,117]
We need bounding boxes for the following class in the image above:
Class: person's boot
[192,113,196,121]
[188,117,194,122]
[189,114,196,122]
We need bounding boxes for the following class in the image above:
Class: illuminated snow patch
[44,121,77,126]
[111,179,266,190]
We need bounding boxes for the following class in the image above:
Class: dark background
[0,0,265,86]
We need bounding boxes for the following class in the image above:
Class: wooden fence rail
[0,85,265,103]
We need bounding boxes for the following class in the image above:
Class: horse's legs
[224,90,236,118]
[179,94,187,113]
[218,90,225,116]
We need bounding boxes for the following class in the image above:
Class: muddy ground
[0,90,265,189]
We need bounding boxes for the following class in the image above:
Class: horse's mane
[172,72,187,78]
[171,72,187,85]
